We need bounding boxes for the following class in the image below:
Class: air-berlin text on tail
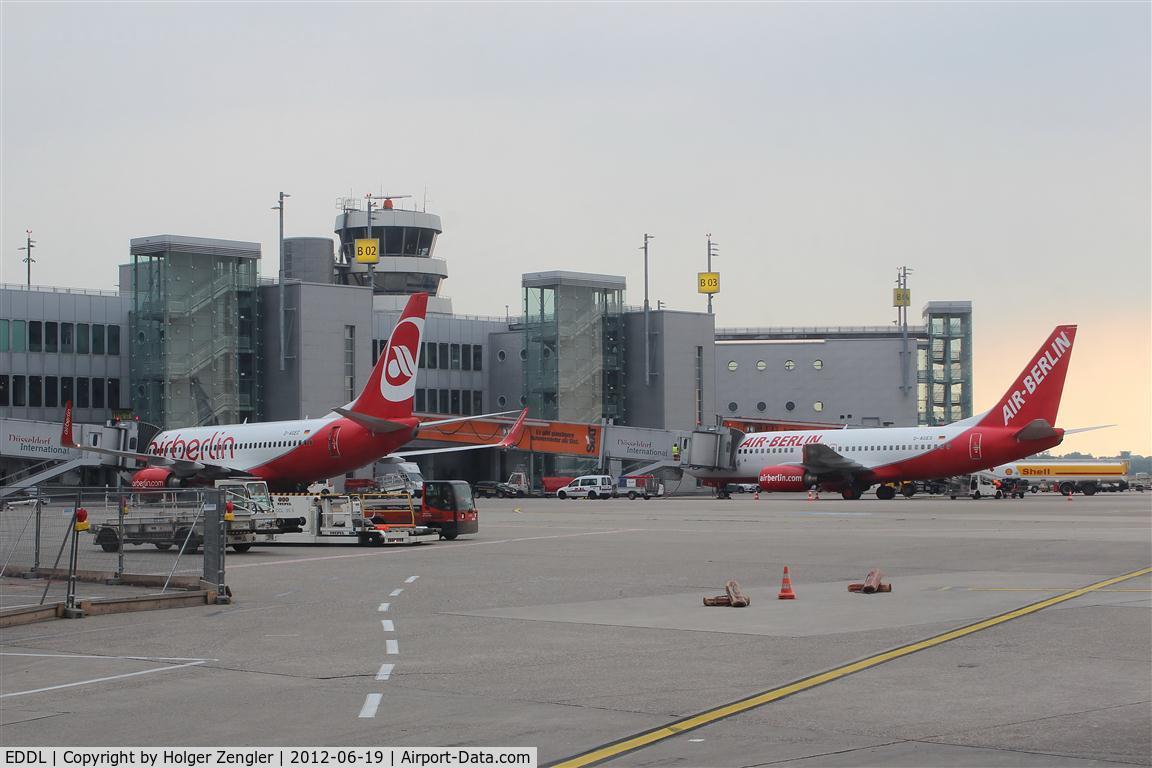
[1002,330,1072,426]
[741,434,824,449]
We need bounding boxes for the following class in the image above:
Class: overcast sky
[2,2,1148,455]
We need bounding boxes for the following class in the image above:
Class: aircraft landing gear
[875,485,896,501]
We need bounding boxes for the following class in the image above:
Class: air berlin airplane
[686,325,1101,499]
[62,293,527,491]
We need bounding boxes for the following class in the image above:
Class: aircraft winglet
[499,409,529,449]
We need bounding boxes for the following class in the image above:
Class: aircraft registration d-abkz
[62,292,527,491]
[688,324,1103,500]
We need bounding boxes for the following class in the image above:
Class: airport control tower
[332,195,452,314]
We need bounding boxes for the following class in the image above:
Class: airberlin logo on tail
[1002,330,1072,426]
[380,317,424,402]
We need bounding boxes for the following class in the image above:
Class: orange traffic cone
[778,565,796,600]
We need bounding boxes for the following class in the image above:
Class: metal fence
[1,486,228,612]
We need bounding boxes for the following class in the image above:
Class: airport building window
[28,321,42,352]
[462,390,473,415]
[451,389,461,414]
[344,326,355,402]
[76,323,89,354]
[415,388,426,412]
[45,322,58,353]
[60,322,73,353]
[76,377,89,408]
[450,343,461,370]
[756,360,766,371]
[426,342,438,369]
[92,377,105,409]
[462,344,472,371]
[438,389,450,413]
[813,359,823,370]
[61,377,73,406]
[107,378,120,409]
[473,345,483,371]
[108,325,120,355]
[728,401,738,412]
[417,341,426,368]
[473,391,482,414]
[29,376,42,407]
[45,376,58,408]
[438,343,449,370]
[784,359,795,370]
[12,376,26,406]
[0,375,7,406]
[786,401,795,411]
[813,401,824,412]
[727,361,738,371]
[92,324,105,355]
[0,319,7,352]
[11,320,27,352]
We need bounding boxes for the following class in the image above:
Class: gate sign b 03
[698,272,720,294]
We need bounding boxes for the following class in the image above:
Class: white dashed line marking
[385,639,399,655]
[390,589,403,597]
[375,663,394,681]
[405,575,419,583]
[359,693,382,718]
[381,620,394,632]
[377,603,390,612]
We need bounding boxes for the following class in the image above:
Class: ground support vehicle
[617,475,664,499]
[91,479,278,553]
[406,480,479,539]
[556,475,617,500]
[473,472,536,498]
[983,461,1131,496]
[272,493,437,546]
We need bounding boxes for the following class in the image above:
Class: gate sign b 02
[355,238,380,264]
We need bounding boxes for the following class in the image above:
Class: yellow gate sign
[355,238,380,264]
[893,287,910,307]
[698,272,720,294]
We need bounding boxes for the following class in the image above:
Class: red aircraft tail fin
[347,293,428,419]
[978,325,1077,429]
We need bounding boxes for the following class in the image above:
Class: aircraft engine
[758,466,815,492]
[131,467,184,489]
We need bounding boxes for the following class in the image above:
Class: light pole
[18,230,36,288]
[272,193,290,371]
[641,234,654,385]
[706,234,719,315]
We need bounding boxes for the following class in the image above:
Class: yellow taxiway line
[548,565,1152,768]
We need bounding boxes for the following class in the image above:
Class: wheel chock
[703,595,732,606]
[848,569,892,594]
[725,579,751,607]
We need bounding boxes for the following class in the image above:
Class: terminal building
[1,195,972,489]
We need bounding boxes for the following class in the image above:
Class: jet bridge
[683,427,743,474]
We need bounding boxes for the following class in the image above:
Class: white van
[556,475,616,500]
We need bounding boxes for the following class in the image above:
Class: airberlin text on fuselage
[1002,331,1071,426]
[149,433,237,462]
[741,434,824,449]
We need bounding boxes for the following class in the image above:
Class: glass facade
[129,237,261,430]
[523,277,626,424]
[918,302,973,425]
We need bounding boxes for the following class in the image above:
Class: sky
[1,2,1148,456]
